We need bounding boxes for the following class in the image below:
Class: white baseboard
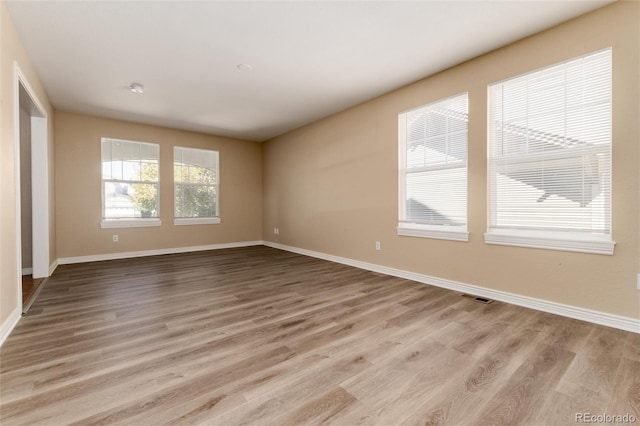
[0,306,21,348]
[57,241,264,265]
[49,260,58,276]
[0,242,262,346]
[264,241,640,334]
[21,267,33,275]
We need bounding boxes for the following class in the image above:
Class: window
[486,48,614,254]
[174,146,220,225]
[101,138,160,228]
[398,93,468,241]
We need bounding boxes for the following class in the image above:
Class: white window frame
[173,146,220,226]
[397,93,469,242]
[100,137,161,229]
[485,48,614,255]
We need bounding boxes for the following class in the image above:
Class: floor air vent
[461,294,494,304]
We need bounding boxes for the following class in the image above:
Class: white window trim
[101,137,161,221]
[174,217,221,226]
[173,146,220,222]
[101,218,162,229]
[397,223,469,242]
[486,49,613,255]
[398,92,469,241]
[484,229,615,255]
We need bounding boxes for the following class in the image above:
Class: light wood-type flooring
[1,246,639,425]
[21,275,45,307]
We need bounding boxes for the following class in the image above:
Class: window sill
[397,224,469,242]
[101,219,161,229]
[174,217,221,226]
[484,229,615,255]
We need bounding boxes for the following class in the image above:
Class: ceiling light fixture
[237,64,253,71]
[129,82,144,94]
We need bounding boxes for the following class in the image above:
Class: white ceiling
[6,0,612,142]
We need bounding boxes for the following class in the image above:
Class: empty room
[1,0,639,425]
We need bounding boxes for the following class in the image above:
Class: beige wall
[1,0,55,326]
[263,1,640,319]
[55,112,262,258]
[2,0,638,338]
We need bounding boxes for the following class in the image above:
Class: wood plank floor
[21,275,45,306]
[1,246,638,425]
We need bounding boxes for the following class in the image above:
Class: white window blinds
[398,93,468,240]
[487,49,612,252]
[174,146,219,219]
[101,138,160,220]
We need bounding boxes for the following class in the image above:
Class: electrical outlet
[274,228,279,235]
[112,234,119,242]
[375,241,381,251]
[637,273,640,290]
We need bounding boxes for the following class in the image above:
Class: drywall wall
[54,112,262,258]
[263,1,640,320]
[1,0,55,329]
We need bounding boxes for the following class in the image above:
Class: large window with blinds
[101,138,160,228]
[398,93,468,241]
[174,146,220,225]
[485,48,614,254]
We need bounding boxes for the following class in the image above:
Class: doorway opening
[15,64,50,311]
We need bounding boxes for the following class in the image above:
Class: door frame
[14,62,49,309]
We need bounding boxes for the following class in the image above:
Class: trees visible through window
[101,138,160,221]
[174,146,219,222]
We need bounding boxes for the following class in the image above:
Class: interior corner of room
[0,0,640,424]
[1,0,639,344]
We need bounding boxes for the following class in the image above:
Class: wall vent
[461,294,494,304]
